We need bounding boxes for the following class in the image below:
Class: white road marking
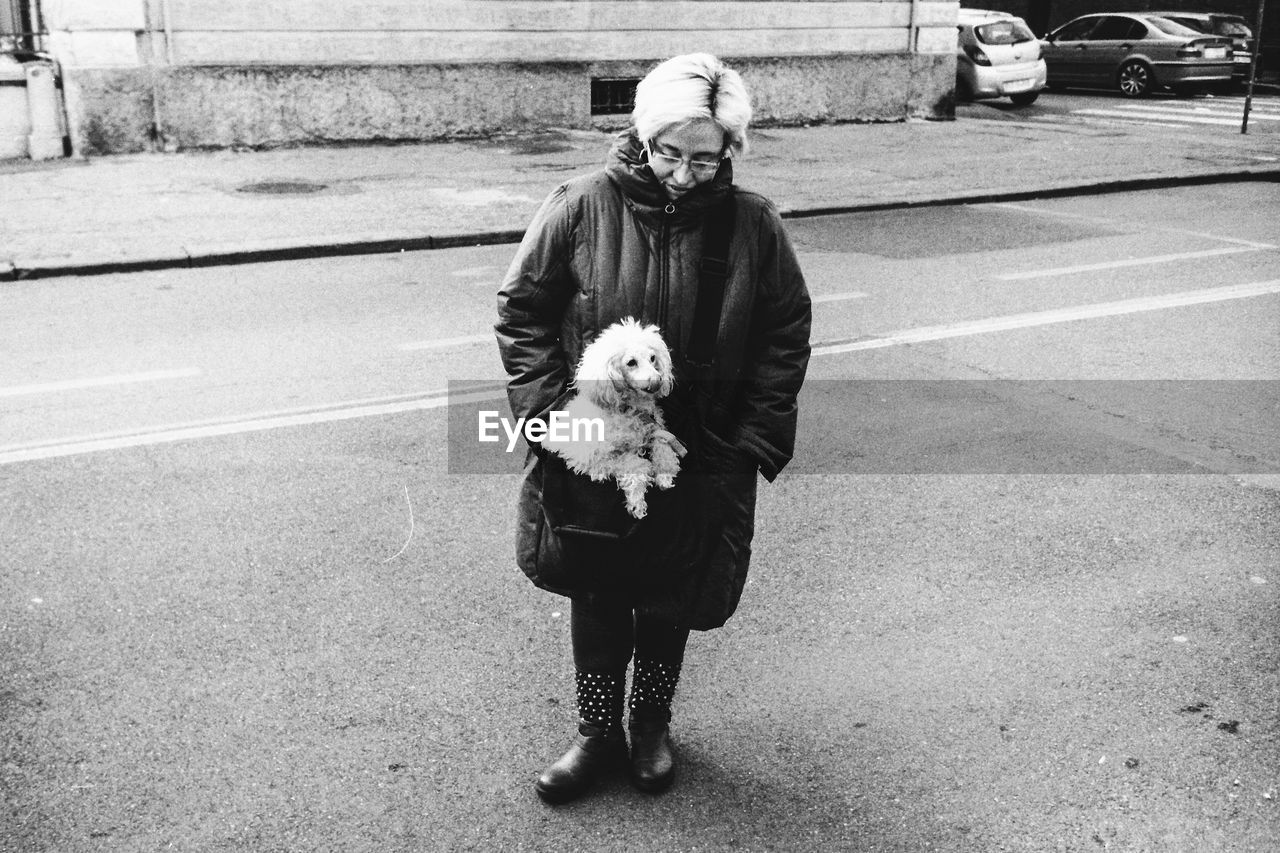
[0,368,202,398]
[0,385,508,466]
[1021,94,1280,130]
[399,334,494,351]
[1120,101,1280,118]
[995,246,1265,280]
[812,291,869,304]
[1074,109,1273,127]
[812,279,1280,357]
[1139,109,1280,123]
[981,202,1278,250]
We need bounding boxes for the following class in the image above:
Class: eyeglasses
[644,140,723,178]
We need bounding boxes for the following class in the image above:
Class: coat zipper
[658,203,674,331]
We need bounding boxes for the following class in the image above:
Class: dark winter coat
[494,132,811,630]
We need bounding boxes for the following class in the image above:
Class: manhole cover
[237,180,328,194]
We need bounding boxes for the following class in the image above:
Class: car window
[1089,16,1144,40]
[975,19,1036,46]
[1164,16,1208,32]
[1214,20,1252,37]
[1054,18,1098,41]
[1146,16,1203,37]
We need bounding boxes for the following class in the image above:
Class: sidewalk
[3,108,1279,281]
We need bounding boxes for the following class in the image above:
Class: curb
[778,168,1280,219]
[5,169,1278,282]
[3,230,526,282]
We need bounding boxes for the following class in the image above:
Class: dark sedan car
[1041,13,1235,97]
[1151,11,1256,81]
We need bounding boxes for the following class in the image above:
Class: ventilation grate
[590,77,640,116]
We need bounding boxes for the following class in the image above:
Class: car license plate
[1204,47,1227,59]
[1005,79,1033,93]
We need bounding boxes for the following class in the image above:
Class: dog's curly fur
[544,318,685,519]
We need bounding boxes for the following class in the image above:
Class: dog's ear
[639,325,674,398]
[576,347,626,409]
[607,351,633,404]
[654,342,675,398]
[574,329,612,385]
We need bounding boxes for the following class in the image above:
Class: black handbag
[537,192,738,593]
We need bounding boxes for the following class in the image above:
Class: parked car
[1041,13,1235,97]
[956,9,1048,106]
[1149,11,1255,82]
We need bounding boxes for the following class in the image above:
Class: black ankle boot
[627,657,682,794]
[628,716,675,793]
[535,720,627,804]
[535,670,627,804]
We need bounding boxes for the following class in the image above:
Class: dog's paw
[655,473,675,490]
[654,429,687,458]
[625,495,649,519]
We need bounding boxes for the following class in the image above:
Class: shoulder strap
[687,192,736,366]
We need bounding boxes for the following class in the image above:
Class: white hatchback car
[956,9,1048,106]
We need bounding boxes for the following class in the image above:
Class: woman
[495,53,811,804]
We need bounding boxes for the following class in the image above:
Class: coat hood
[605,131,734,221]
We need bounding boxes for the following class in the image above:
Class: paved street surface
[3,163,1278,853]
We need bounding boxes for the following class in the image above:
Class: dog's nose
[626,373,653,392]
[627,365,661,392]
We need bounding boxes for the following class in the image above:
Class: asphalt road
[2,184,1278,852]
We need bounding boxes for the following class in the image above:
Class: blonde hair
[632,53,752,156]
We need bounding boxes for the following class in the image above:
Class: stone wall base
[65,54,956,155]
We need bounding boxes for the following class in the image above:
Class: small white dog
[544,318,686,519]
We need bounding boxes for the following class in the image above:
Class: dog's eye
[626,358,638,368]
[649,354,657,364]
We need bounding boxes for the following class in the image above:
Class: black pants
[571,597,690,673]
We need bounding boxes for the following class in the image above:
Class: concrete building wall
[43,0,960,155]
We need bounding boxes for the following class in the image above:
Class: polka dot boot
[628,658,681,725]
[627,658,681,794]
[534,670,626,805]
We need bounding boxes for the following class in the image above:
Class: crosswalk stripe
[1195,97,1280,108]
[1116,103,1280,120]
[1074,109,1259,127]
[1024,94,1280,130]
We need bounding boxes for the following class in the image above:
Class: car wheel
[1118,61,1152,97]
[1009,91,1040,106]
